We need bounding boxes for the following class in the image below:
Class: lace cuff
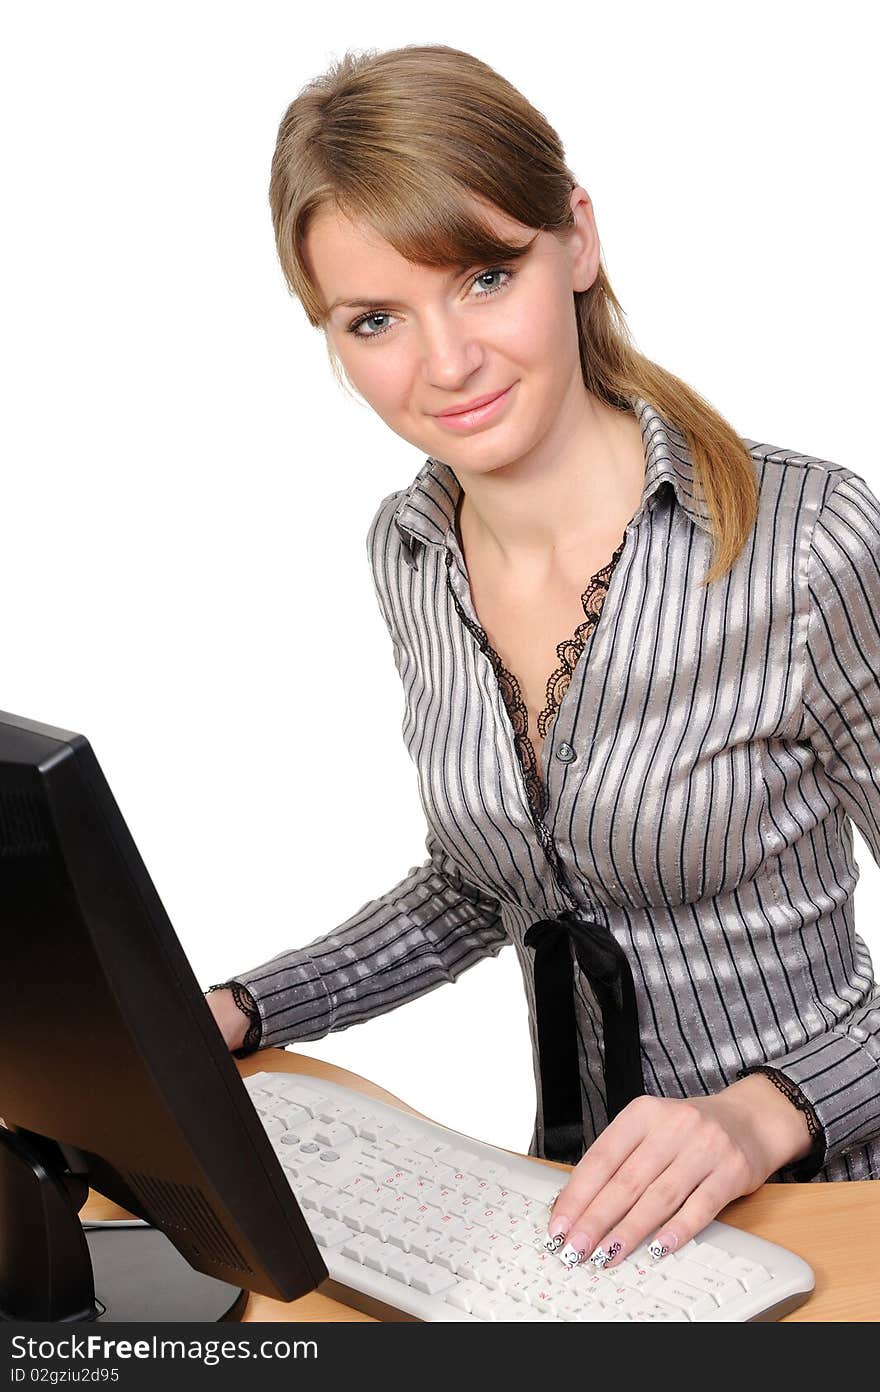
[744,1064,826,1181]
[206,981,263,1058]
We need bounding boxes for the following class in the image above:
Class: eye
[346,265,517,343]
[347,310,397,342]
[469,267,514,298]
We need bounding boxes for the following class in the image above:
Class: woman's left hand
[544,1073,815,1271]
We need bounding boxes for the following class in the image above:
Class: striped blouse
[224,395,880,1184]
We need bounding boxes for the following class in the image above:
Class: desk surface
[82,1048,878,1322]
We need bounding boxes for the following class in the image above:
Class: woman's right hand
[204,987,250,1052]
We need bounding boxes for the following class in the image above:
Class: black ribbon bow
[523,907,645,1165]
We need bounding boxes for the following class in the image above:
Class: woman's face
[306,187,600,477]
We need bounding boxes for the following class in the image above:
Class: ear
[567,185,601,294]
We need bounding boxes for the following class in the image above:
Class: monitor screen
[0,708,329,1322]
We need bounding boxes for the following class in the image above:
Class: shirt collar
[392,395,713,566]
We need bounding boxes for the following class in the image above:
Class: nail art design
[588,1245,609,1269]
[558,1239,588,1268]
[649,1239,671,1260]
[543,1230,567,1254]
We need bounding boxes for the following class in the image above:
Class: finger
[578,1154,711,1272]
[597,1161,743,1273]
[555,1141,708,1272]
[544,1098,655,1252]
[582,1114,751,1271]
[545,1102,693,1262]
[644,1171,744,1269]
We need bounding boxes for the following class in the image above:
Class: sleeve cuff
[227,947,334,1051]
[736,1063,827,1181]
[737,1030,880,1180]
[206,980,263,1057]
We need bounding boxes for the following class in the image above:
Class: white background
[3,1,877,1156]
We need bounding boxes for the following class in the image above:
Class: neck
[452,389,646,572]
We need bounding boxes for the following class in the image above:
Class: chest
[460,532,625,758]
[469,574,599,728]
[393,504,801,911]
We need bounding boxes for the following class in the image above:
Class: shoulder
[364,487,413,634]
[366,487,406,554]
[741,432,880,560]
[743,432,855,510]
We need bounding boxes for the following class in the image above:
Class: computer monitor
[0,708,332,1323]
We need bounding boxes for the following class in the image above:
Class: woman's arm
[737,468,880,1178]
[206,829,508,1055]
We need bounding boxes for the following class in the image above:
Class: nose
[418,311,484,389]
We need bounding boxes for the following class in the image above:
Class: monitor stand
[0,1127,247,1322]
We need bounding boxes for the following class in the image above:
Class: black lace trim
[206,980,263,1058]
[447,512,627,824]
[740,1064,826,1180]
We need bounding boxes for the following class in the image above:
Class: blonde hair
[268,43,758,587]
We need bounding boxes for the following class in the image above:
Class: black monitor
[0,708,333,1323]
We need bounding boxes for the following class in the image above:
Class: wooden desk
[81,1048,879,1322]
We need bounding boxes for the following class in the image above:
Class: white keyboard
[243,1071,815,1322]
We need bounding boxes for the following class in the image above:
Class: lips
[434,386,511,417]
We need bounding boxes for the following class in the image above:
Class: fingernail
[648,1233,679,1261]
[542,1214,572,1253]
[558,1231,591,1268]
[590,1237,623,1269]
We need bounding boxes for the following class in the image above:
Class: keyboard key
[297,1181,328,1211]
[433,1237,467,1272]
[341,1201,374,1233]
[362,1211,394,1241]
[469,1290,509,1320]
[340,1232,374,1263]
[310,1216,351,1249]
[561,1302,616,1322]
[642,1276,718,1319]
[611,1262,654,1290]
[480,1260,520,1293]
[411,1265,458,1296]
[320,1192,359,1221]
[314,1122,357,1147]
[336,1104,375,1131]
[394,1148,430,1174]
[268,1082,319,1114]
[454,1253,482,1281]
[627,1299,690,1322]
[410,1230,446,1261]
[260,1115,287,1140]
[384,1216,416,1248]
[439,1147,484,1177]
[689,1240,734,1266]
[604,1288,645,1315]
[670,1260,743,1305]
[314,1101,346,1123]
[521,1278,559,1309]
[716,1257,773,1291]
[411,1135,451,1160]
[445,1279,487,1314]
[311,1158,365,1190]
[511,1306,564,1321]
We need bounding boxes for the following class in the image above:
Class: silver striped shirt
[231,396,880,1184]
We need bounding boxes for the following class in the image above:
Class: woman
[207,43,880,1275]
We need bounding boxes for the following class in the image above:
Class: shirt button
[555,742,576,763]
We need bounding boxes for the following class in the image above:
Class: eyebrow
[324,263,484,317]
